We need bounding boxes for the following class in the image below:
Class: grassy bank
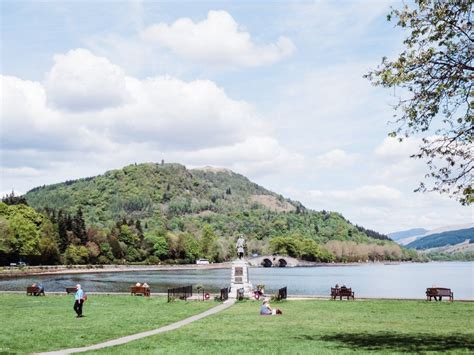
[87,299,474,354]
[0,294,215,354]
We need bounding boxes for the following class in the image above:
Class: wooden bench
[131,286,150,297]
[65,287,77,294]
[331,287,354,300]
[26,286,45,296]
[426,287,453,301]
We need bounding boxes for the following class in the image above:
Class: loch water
[0,262,472,299]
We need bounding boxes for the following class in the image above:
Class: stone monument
[230,235,253,298]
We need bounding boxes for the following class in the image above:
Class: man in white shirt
[74,284,85,318]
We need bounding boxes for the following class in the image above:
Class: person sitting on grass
[260,300,282,316]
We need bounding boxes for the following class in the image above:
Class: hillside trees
[14,163,422,265]
[0,202,60,264]
[269,235,334,262]
[200,225,219,261]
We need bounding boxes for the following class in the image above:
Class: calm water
[1,262,472,299]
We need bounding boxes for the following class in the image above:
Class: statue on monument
[236,235,245,259]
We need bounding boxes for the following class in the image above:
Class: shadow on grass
[319,332,474,352]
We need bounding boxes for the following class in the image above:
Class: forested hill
[2,162,410,265]
[26,163,303,224]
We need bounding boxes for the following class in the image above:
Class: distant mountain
[388,228,428,241]
[392,223,474,246]
[406,227,474,250]
[423,223,474,236]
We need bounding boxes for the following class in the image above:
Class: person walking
[73,284,85,318]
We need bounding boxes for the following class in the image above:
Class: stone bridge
[247,255,300,267]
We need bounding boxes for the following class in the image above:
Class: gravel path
[36,299,236,355]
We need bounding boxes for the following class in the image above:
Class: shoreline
[0,260,458,278]
[0,263,233,278]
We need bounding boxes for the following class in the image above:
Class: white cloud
[45,49,130,112]
[285,184,471,233]
[1,49,302,193]
[374,137,420,161]
[273,62,392,154]
[140,10,295,67]
[313,149,357,169]
[373,137,426,184]
[309,184,401,205]
[1,50,266,152]
[0,167,42,177]
[177,136,306,176]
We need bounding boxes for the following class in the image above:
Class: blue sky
[1,0,471,233]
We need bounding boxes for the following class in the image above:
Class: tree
[200,225,218,261]
[72,208,87,244]
[144,231,168,260]
[365,0,473,204]
[64,245,89,264]
[57,211,69,253]
[269,236,299,258]
[1,191,28,206]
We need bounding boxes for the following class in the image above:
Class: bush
[147,255,160,265]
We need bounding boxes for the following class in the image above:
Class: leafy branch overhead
[365,0,473,204]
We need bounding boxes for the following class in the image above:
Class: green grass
[86,299,474,355]
[0,294,216,354]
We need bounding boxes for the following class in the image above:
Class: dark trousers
[74,300,84,316]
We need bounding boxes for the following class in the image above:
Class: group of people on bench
[135,282,150,288]
[29,282,45,296]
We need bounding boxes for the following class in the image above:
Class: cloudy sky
[1,0,471,233]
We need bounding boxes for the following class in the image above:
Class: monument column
[230,235,253,298]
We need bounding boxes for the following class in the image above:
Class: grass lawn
[86,299,474,354]
[0,294,216,354]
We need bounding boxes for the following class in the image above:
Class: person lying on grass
[260,300,282,316]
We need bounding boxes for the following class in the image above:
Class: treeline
[355,225,390,241]
[424,251,474,262]
[1,199,416,266]
[0,200,229,265]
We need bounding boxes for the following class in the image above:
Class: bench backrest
[339,288,352,295]
[131,286,149,293]
[27,286,39,293]
[426,288,452,296]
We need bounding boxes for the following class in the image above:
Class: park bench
[131,286,150,297]
[276,286,287,301]
[26,286,45,296]
[65,287,77,294]
[331,287,355,300]
[218,287,230,301]
[426,287,453,301]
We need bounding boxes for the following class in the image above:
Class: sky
[1,0,472,234]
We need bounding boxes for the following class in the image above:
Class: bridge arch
[278,258,287,267]
[262,258,273,267]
